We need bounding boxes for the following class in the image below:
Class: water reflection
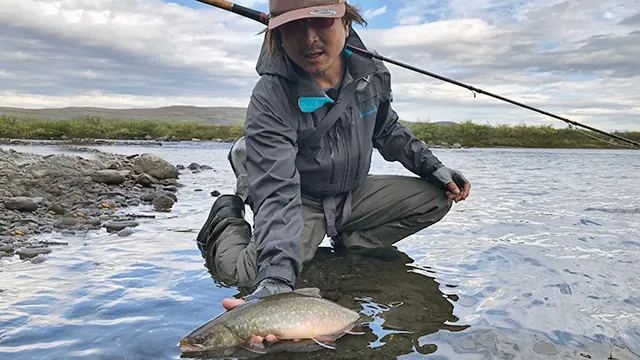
[1,144,639,360]
[196,245,469,359]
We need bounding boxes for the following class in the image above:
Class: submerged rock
[103,220,140,233]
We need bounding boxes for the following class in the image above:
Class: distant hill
[0,106,247,126]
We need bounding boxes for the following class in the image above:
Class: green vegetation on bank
[400,121,640,149]
[1,115,638,149]
[0,116,244,142]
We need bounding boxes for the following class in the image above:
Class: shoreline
[0,137,236,147]
[0,137,636,151]
[0,146,188,263]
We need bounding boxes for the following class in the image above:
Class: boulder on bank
[91,169,127,185]
[132,153,179,180]
[5,197,41,212]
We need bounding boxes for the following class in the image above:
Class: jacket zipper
[329,131,336,185]
[337,125,348,190]
[353,108,361,181]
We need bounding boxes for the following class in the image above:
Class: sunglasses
[279,18,335,35]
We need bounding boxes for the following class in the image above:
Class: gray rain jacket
[244,29,444,288]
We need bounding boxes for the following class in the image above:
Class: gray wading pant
[208,138,453,289]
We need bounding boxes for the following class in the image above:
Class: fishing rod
[195,0,640,149]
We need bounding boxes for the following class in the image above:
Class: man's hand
[430,166,471,203]
[221,278,293,344]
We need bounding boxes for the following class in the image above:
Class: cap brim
[268,3,346,30]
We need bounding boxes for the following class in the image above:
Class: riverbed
[1,142,639,359]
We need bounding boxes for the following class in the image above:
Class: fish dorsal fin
[292,287,322,298]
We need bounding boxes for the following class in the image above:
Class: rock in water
[132,154,178,180]
[152,194,174,211]
[178,288,362,357]
[91,169,126,185]
[103,220,140,233]
[4,197,40,212]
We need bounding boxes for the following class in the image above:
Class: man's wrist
[243,277,293,301]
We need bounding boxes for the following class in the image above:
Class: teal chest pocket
[355,93,379,121]
[360,107,377,118]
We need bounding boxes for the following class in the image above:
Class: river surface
[0,142,639,359]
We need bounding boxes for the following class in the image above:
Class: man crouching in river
[196,0,470,343]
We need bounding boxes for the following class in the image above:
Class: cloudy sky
[1,0,639,131]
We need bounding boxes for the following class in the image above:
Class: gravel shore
[0,147,187,262]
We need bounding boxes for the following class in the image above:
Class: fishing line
[195,0,639,149]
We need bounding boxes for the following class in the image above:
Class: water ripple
[0,145,638,359]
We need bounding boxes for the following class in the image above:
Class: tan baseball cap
[268,0,346,29]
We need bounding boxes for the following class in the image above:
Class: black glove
[430,166,468,189]
[243,278,293,302]
[428,166,471,202]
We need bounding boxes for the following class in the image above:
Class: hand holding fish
[222,278,295,343]
[179,286,363,357]
[222,298,280,343]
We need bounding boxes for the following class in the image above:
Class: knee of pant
[228,137,247,173]
[419,189,453,221]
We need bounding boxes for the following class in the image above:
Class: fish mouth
[178,339,206,353]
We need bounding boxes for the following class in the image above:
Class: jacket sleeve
[243,85,303,289]
[372,66,444,178]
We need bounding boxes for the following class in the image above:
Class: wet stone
[117,228,135,237]
[163,192,177,202]
[16,247,52,259]
[103,220,140,233]
[532,341,558,355]
[30,255,47,264]
[141,193,157,202]
[152,195,174,212]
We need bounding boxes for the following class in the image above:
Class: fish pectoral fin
[292,287,322,298]
[240,340,267,354]
[311,337,337,350]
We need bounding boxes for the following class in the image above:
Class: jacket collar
[255,28,378,113]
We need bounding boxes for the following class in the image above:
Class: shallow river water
[1,142,639,359]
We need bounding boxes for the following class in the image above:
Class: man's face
[278,17,349,78]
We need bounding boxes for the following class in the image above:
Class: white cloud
[0,0,639,132]
[364,6,387,20]
[0,90,248,109]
